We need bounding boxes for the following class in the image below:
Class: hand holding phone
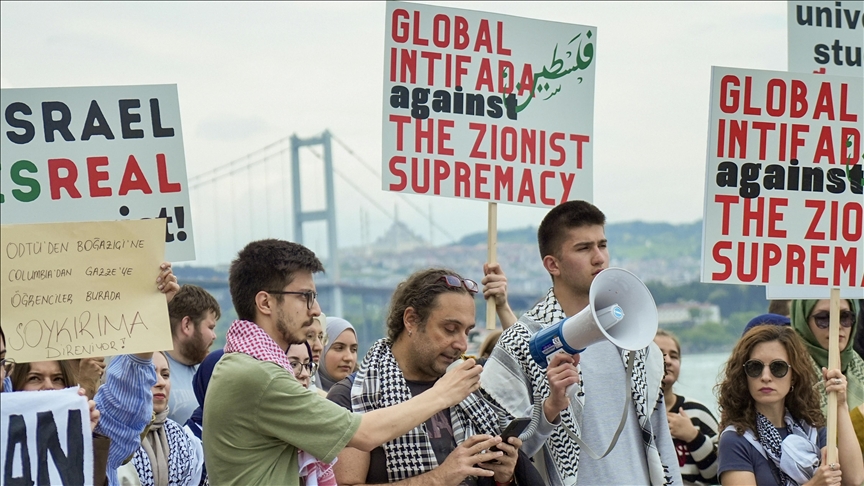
[485,417,530,462]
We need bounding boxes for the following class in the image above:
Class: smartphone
[487,417,531,459]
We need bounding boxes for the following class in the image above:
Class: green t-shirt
[203,352,362,486]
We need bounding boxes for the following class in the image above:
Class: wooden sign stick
[826,287,841,465]
[486,202,498,330]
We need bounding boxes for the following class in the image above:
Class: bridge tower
[290,130,342,316]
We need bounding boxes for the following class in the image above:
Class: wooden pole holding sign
[826,287,841,465]
[486,202,498,330]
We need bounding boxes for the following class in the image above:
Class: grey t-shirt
[165,352,199,424]
[718,426,826,484]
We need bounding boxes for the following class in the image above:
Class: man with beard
[165,284,221,424]
[328,268,554,486]
[204,239,484,486]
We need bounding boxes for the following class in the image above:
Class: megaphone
[529,267,658,368]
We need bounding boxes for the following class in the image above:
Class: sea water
[674,351,730,417]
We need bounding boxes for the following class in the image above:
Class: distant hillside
[456,221,702,259]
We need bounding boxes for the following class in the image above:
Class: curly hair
[229,239,324,321]
[386,268,473,342]
[717,325,824,437]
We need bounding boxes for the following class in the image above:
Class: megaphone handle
[561,351,636,461]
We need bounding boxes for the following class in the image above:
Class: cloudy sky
[1,1,787,265]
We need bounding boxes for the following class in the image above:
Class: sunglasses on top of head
[743,359,789,379]
[809,310,856,330]
[438,275,479,294]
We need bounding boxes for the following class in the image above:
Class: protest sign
[381,3,597,207]
[787,0,863,77]
[1,218,172,362]
[0,84,195,261]
[0,387,93,486]
[701,67,863,294]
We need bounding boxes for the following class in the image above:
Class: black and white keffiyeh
[729,411,820,486]
[350,338,504,482]
[132,416,197,486]
[486,288,673,485]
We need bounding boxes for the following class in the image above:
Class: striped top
[669,395,720,485]
[94,354,157,486]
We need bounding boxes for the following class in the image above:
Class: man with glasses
[204,239,485,486]
[328,268,546,485]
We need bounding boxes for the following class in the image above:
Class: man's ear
[403,307,419,334]
[542,254,560,278]
[180,316,194,336]
[255,291,274,317]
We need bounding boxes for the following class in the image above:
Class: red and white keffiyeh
[224,319,337,486]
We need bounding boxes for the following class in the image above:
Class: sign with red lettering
[701,66,863,296]
[382,3,596,206]
[1,84,195,261]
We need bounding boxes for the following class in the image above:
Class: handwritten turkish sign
[701,66,863,295]
[382,3,596,207]
[1,218,173,363]
[0,387,93,486]
[0,84,196,261]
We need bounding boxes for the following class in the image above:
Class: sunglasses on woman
[743,359,789,379]
[810,310,856,329]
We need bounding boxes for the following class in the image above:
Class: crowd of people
[1,200,863,486]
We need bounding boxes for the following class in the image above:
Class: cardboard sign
[0,387,94,486]
[701,67,863,292]
[1,219,172,363]
[381,3,596,207]
[0,84,195,261]
[787,1,863,77]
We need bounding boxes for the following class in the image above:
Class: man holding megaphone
[480,201,682,486]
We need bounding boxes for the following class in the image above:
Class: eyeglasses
[743,359,790,379]
[1,357,14,375]
[810,311,856,330]
[438,275,479,294]
[289,360,318,376]
[266,290,318,310]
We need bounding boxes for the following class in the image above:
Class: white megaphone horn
[529,268,658,368]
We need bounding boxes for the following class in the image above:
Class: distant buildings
[658,301,722,328]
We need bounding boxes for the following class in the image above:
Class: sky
[0,1,788,265]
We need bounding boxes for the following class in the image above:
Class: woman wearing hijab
[307,314,326,391]
[184,349,224,486]
[717,325,863,485]
[132,351,203,486]
[316,317,358,395]
[790,298,864,450]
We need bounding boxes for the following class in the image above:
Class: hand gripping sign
[382,3,597,327]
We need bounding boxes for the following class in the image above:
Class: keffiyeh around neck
[752,411,820,486]
[223,319,336,486]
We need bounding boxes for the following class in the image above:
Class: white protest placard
[1,218,173,363]
[788,1,863,77]
[701,67,863,294]
[1,84,195,261]
[0,387,93,486]
[382,3,596,207]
